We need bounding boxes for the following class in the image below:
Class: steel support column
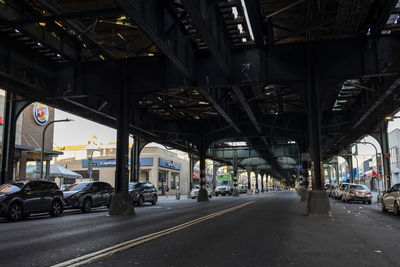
[133,136,140,182]
[307,45,330,215]
[197,135,209,202]
[380,122,392,189]
[301,161,309,188]
[246,169,252,192]
[334,160,340,184]
[130,136,135,182]
[0,92,16,184]
[261,173,264,192]
[307,55,323,191]
[349,156,354,183]
[232,151,239,196]
[109,85,134,216]
[0,92,29,184]
[212,162,220,190]
[255,171,259,193]
[187,154,195,198]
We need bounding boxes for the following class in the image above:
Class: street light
[40,118,73,179]
[88,148,100,181]
[353,141,382,201]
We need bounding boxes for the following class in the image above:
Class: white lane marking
[51,201,255,267]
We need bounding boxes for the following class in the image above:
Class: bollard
[176,192,181,200]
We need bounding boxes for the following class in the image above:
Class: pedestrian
[165,185,169,197]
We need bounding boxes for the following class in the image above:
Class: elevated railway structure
[0,0,399,214]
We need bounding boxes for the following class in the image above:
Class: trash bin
[176,192,181,200]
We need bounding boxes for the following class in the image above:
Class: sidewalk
[158,194,191,201]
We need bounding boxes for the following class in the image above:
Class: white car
[336,183,353,200]
[342,184,372,204]
[215,184,232,196]
[190,185,212,199]
[382,183,400,216]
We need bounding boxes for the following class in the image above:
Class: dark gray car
[0,180,64,221]
[63,181,114,213]
[129,182,158,206]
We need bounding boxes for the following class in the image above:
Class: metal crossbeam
[0,3,79,61]
[115,0,194,80]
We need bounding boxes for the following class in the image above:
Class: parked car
[190,184,213,199]
[335,183,353,200]
[329,185,338,198]
[342,184,372,204]
[0,180,63,221]
[63,181,114,212]
[238,185,247,193]
[382,183,400,215]
[129,181,158,206]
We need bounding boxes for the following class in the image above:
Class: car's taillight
[349,191,355,195]
[366,192,371,195]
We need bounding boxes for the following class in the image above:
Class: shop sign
[82,157,153,168]
[33,102,49,125]
[158,158,181,170]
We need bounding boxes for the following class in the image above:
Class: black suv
[63,181,114,213]
[129,182,158,206]
[0,180,64,222]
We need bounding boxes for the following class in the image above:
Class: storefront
[157,158,181,195]
[53,144,190,194]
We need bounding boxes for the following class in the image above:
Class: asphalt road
[0,192,399,267]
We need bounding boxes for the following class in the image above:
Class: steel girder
[47,38,394,97]
[2,2,400,177]
[0,2,80,62]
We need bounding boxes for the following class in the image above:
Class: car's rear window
[0,184,21,194]
[350,185,368,190]
[64,183,90,191]
[129,183,142,190]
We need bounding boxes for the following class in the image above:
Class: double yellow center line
[52,201,255,267]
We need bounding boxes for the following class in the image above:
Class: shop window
[171,172,180,190]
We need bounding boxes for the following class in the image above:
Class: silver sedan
[382,183,400,215]
[190,185,213,199]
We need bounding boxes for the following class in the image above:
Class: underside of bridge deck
[0,0,399,213]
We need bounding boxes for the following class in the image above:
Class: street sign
[87,162,97,167]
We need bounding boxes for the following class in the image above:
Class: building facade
[0,90,59,180]
[389,129,400,185]
[53,143,190,195]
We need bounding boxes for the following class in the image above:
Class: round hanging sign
[33,102,49,125]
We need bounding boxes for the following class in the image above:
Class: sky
[53,109,116,147]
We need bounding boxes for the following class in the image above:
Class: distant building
[53,143,190,195]
[0,90,61,180]
[389,129,400,185]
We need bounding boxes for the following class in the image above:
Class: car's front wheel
[8,202,23,222]
[107,197,112,209]
[82,198,92,213]
[138,195,144,206]
[382,202,388,212]
[50,200,63,217]
[151,195,157,205]
[394,202,399,216]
